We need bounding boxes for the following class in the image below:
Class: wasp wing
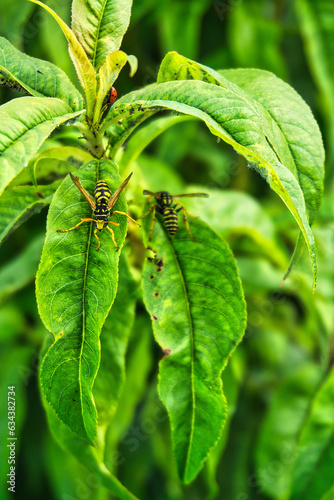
[143,190,157,196]
[173,193,209,198]
[108,173,133,209]
[70,173,96,209]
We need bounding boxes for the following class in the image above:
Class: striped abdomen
[94,180,111,205]
[163,207,178,235]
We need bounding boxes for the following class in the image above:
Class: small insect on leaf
[57,172,140,251]
[140,190,208,241]
[109,86,117,104]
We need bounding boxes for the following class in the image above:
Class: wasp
[141,190,208,241]
[57,172,140,251]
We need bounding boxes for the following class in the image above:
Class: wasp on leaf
[141,190,208,241]
[57,173,140,251]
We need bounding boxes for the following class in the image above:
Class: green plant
[0,1,329,499]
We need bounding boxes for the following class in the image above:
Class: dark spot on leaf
[129,108,135,115]
[73,399,76,401]
[231,340,236,345]
[147,257,153,262]
[35,191,44,198]
[162,348,171,358]
[154,292,159,297]
[118,120,123,125]
[37,70,43,74]
[150,275,154,280]
[157,268,162,273]
[156,258,164,267]
[152,315,158,321]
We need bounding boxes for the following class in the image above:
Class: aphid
[109,86,117,104]
[57,173,140,251]
[141,190,208,241]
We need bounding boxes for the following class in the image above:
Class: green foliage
[0,36,83,110]
[142,215,246,483]
[0,0,332,499]
[36,159,129,443]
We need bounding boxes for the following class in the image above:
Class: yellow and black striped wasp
[141,190,208,241]
[57,173,140,251]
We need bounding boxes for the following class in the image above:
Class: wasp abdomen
[94,181,111,205]
[163,207,178,235]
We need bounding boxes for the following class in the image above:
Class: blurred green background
[0,0,333,499]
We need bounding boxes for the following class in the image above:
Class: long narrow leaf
[36,159,132,443]
[29,0,96,118]
[141,215,246,483]
[72,0,133,69]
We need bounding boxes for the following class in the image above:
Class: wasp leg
[111,210,141,227]
[93,228,101,251]
[137,204,157,241]
[57,218,94,233]
[138,204,154,220]
[147,204,157,241]
[174,203,198,219]
[106,225,119,251]
[173,203,196,240]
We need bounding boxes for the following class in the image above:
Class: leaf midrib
[91,0,108,68]
[79,174,97,435]
[166,229,196,477]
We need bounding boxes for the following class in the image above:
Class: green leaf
[93,252,137,425]
[0,182,59,245]
[127,54,138,77]
[105,56,321,290]
[0,36,84,111]
[29,0,97,118]
[36,159,132,443]
[40,335,140,500]
[290,366,334,500]
[72,0,133,70]
[0,234,45,304]
[141,215,246,483]
[220,67,325,225]
[0,96,83,194]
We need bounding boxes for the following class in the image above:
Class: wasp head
[156,191,173,207]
